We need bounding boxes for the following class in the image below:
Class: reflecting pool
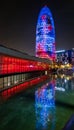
[0,74,74,130]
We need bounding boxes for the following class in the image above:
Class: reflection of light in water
[55,74,74,91]
[64,79,67,83]
[55,87,65,92]
[66,77,70,80]
[0,75,48,101]
[55,74,57,78]
[60,74,65,79]
[35,81,56,130]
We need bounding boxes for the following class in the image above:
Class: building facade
[56,49,74,65]
[36,6,55,61]
[0,45,51,95]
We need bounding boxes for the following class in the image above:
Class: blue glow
[56,50,65,53]
[36,6,55,60]
[35,81,56,130]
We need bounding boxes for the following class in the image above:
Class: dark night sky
[0,0,74,55]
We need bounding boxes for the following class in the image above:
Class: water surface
[0,74,74,130]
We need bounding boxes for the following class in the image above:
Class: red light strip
[0,75,48,100]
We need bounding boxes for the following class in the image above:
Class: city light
[56,50,65,53]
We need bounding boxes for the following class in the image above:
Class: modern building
[36,6,56,61]
[0,45,51,94]
[56,49,74,65]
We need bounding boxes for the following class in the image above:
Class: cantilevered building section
[36,6,56,61]
[0,45,51,94]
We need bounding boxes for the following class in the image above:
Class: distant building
[56,49,74,65]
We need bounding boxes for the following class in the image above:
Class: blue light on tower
[36,6,55,61]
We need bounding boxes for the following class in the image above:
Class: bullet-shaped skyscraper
[36,6,56,61]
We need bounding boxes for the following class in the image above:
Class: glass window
[21,74,24,81]
[14,75,17,84]
[4,77,8,88]
[19,74,22,82]
[10,75,14,85]
[8,76,11,86]
[0,78,3,89]
[16,75,20,83]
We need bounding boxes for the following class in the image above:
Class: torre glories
[36,6,56,61]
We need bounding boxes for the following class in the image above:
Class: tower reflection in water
[35,80,56,130]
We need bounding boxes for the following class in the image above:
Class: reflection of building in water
[35,81,56,130]
[55,74,74,91]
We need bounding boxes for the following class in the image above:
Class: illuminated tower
[36,6,56,61]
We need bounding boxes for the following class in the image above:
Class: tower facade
[36,6,55,61]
